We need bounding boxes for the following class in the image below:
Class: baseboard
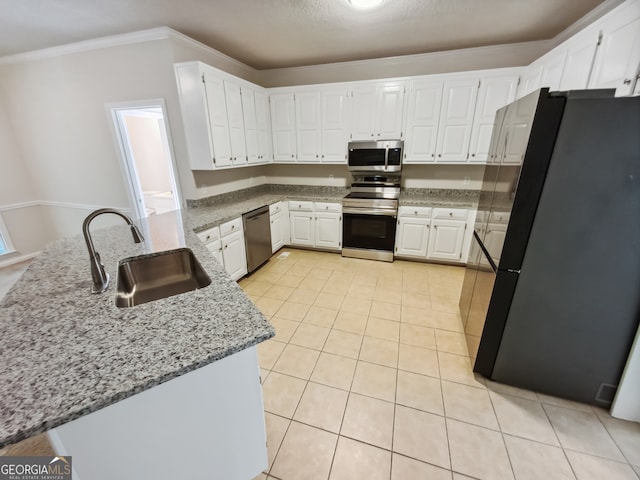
[0,251,41,269]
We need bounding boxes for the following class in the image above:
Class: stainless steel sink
[116,248,211,308]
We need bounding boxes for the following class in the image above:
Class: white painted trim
[0,251,41,269]
[551,0,627,47]
[106,98,184,219]
[0,201,41,212]
[0,27,172,65]
[165,30,256,79]
[0,201,130,213]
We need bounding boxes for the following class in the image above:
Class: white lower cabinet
[315,212,342,250]
[289,200,315,247]
[269,201,290,253]
[482,222,508,267]
[395,207,432,257]
[427,219,467,261]
[395,206,470,263]
[220,218,247,281]
[196,226,224,267]
[288,201,341,250]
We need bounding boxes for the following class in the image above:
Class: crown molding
[165,29,257,80]
[551,0,627,47]
[0,27,175,66]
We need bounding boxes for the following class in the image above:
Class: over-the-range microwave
[347,140,403,173]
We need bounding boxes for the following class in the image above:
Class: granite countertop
[0,210,274,448]
[399,189,479,208]
[187,184,479,232]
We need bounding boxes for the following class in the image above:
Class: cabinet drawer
[288,200,314,212]
[489,211,510,224]
[196,226,221,243]
[220,217,243,237]
[314,202,341,213]
[432,208,467,220]
[269,202,283,216]
[398,206,432,218]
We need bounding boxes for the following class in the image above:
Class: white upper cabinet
[350,81,406,140]
[377,83,406,139]
[350,84,377,140]
[224,81,247,165]
[589,0,640,96]
[559,28,600,90]
[270,93,297,162]
[295,91,322,162]
[468,74,520,163]
[240,87,259,165]
[435,78,479,163]
[174,62,270,170]
[517,49,565,98]
[254,90,272,163]
[404,79,443,163]
[321,88,350,163]
[204,74,233,168]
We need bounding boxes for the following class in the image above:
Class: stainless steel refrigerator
[459,88,640,406]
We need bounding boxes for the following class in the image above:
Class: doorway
[109,100,181,220]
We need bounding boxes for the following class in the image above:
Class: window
[0,213,14,256]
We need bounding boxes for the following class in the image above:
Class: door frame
[106,98,183,220]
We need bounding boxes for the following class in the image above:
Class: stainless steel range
[342,175,400,262]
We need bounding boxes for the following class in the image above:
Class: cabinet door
[321,89,349,163]
[174,63,215,170]
[395,216,430,257]
[559,30,600,90]
[241,87,260,164]
[404,79,443,163]
[468,75,519,163]
[436,79,479,163]
[224,81,247,164]
[295,91,322,162]
[255,90,271,163]
[517,63,543,99]
[483,224,507,267]
[539,50,567,92]
[203,74,233,167]
[205,239,225,267]
[427,219,466,261]
[589,14,640,96]
[270,93,297,162]
[222,230,247,281]
[289,212,315,246]
[350,85,377,140]
[270,212,284,253]
[315,212,341,250]
[377,83,406,140]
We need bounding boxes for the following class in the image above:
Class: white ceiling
[0,0,614,69]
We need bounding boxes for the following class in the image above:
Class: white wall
[0,37,200,243]
[0,88,53,261]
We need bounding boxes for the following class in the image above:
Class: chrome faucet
[82,208,144,294]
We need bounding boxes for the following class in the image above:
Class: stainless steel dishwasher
[242,205,272,273]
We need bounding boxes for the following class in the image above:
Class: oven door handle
[343,207,398,216]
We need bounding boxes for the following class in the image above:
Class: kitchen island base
[47,346,267,480]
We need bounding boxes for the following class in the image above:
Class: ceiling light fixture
[347,0,384,10]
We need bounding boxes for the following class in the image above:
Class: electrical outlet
[329,174,334,183]
[463,176,471,186]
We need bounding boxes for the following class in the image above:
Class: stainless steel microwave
[347,140,403,173]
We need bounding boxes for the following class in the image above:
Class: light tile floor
[244,248,640,480]
[1,252,640,480]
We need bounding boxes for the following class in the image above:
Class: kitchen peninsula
[0,210,274,480]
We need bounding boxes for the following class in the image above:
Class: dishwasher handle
[243,205,270,221]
